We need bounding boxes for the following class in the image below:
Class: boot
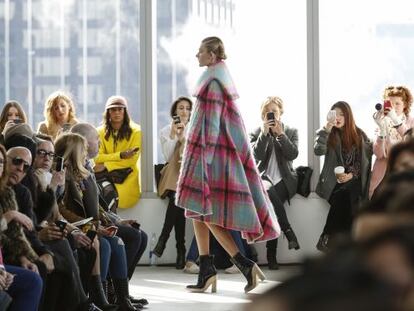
[285,228,300,250]
[186,255,217,293]
[176,246,186,270]
[230,252,266,293]
[128,295,148,306]
[79,301,103,311]
[316,234,329,253]
[266,249,279,270]
[113,278,142,311]
[152,235,168,257]
[88,276,117,310]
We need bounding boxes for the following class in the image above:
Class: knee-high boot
[186,255,217,293]
[230,252,266,293]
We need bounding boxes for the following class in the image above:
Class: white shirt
[159,124,188,162]
[265,147,282,185]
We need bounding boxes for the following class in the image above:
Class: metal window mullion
[139,0,156,195]
[307,0,320,190]
[60,0,65,89]
[82,0,88,119]
[4,0,10,101]
[116,0,121,94]
[27,0,33,126]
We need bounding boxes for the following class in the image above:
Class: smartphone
[54,156,64,172]
[55,220,67,232]
[62,123,71,132]
[13,119,22,124]
[173,115,181,124]
[327,110,337,122]
[86,230,97,242]
[266,112,275,121]
[132,147,140,153]
[105,226,118,237]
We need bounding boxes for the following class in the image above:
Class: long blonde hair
[44,91,78,137]
[54,133,89,180]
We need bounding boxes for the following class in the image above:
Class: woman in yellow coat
[95,95,141,208]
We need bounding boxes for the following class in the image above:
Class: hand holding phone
[54,156,64,172]
[105,226,118,237]
[55,220,67,233]
[86,230,97,243]
[173,115,181,124]
[383,100,392,115]
[327,110,337,123]
[132,147,140,153]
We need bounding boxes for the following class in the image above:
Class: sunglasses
[37,149,55,159]
[8,156,31,172]
[386,86,404,91]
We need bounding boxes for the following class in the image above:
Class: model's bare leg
[206,223,238,256]
[193,219,210,255]
[187,219,217,293]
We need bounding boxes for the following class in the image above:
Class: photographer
[314,101,372,252]
[370,86,414,198]
[250,96,300,270]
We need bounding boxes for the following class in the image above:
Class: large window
[320,0,414,139]
[0,0,140,127]
[156,0,307,166]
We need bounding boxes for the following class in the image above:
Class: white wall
[118,193,330,265]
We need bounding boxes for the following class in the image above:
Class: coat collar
[193,61,239,99]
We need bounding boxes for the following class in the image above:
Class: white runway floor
[128,265,298,311]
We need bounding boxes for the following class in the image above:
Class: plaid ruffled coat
[176,61,280,243]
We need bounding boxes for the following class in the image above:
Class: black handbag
[295,166,313,197]
[95,167,132,184]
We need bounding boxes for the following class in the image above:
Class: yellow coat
[95,122,141,208]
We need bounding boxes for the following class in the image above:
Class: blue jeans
[99,236,128,281]
[5,265,43,311]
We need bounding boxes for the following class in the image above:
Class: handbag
[95,167,132,185]
[295,166,313,197]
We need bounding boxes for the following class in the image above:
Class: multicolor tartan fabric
[176,61,280,243]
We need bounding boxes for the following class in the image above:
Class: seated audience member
[71,122,148,306]
[250,96,300,270]
[0,144,43,311]
[369,85,414,198]
[371,139,414,200]
[55,133,142,310]
[32,134,112,311]
[6,146,103,310]
[94,96,141,209]
[0,100,27,144]
[245,246,400,311]
[153,96,192,269]
[37,90,79,140]
[314,101,372,252]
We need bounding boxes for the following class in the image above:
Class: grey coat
[250,124,298,200]
[314,127,373,201]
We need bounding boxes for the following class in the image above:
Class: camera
[55,220,67,232]
[54,156,64,172]
[173,115,181,124]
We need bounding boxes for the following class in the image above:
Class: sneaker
[224,264,240,274]
[183,261,200,274]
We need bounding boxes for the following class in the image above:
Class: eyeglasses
[8,156,31,172]
[37,149,55,159]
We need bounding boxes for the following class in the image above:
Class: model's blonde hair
[54,133,89,180]
[201,36,227,60]
[383,86,413,116]
[260,96,284,119]
[44,91,78,130]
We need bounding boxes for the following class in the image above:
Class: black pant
[116,224,148,279]
[266,181,290,251]
[323,178,361,235]
[159,192,186,250]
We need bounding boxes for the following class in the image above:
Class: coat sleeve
[203,80,223,165]
[275,128,298,161]
[314,127,330,156]
[250,128,270,162]
[97,129,141,171]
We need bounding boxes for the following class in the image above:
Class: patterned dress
[176,61,280,243]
